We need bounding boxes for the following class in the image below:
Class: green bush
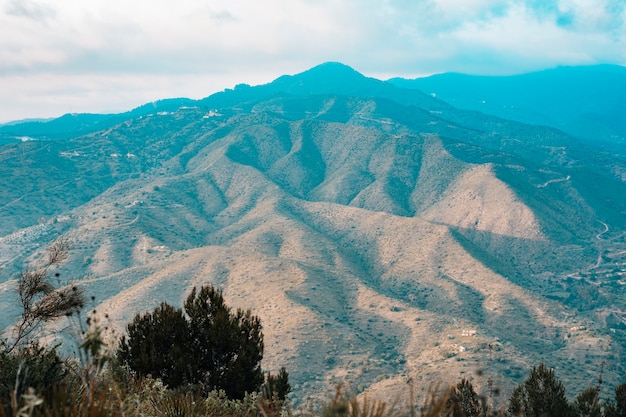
[0,341,66,410]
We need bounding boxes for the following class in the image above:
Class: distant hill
[0,98,196,142]
[0,62,625,403]
[389,65,626,146]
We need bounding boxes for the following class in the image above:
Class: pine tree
[263,367,291,402]
[185,285,264,399]
[507,363,572,417]
[117,302,193,388]
[605,383,626,417]
[574,387,600,417]
[616,383,626,417]
[117,285,265,399]
[448,378,482,417]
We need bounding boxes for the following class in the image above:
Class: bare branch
[17,269,54,310]
[4,236,84,354]
[47,235,70,267]
[31,285,85,321]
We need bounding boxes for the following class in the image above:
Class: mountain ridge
[389,64,626,146]
[0,62,625,403]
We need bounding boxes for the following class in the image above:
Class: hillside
[1,63,625,403]
[389,65,626,146]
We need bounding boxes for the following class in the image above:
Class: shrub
[0,341,66,411]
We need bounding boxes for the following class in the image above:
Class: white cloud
[557,0,621,31]
[5,0,55,20]
[0,0,624,122]
[348,0,626,74]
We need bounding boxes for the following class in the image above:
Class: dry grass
[0,383,123,417]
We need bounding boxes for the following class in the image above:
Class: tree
[117,302,193,388]
[507,363,573,417]
[448,379,482,417]
[615,383,626,417]
[574,387,600,417]
[262,367,291,402]
[604,383,626,417]
[117,285,265,399]
[185,285,264,399]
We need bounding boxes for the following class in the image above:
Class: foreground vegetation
[2,346,625,417]
[1,240,625,417]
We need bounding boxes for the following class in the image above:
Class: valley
[0,63,625,404]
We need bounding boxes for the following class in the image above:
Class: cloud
[345,0,626,75]
[209,9,236,22]
[5,0,55,20]
[2,0,622,75]
[0,0,624,121]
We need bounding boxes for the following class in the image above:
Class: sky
[1,0,625,123]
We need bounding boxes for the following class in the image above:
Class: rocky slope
[1,63,625,404]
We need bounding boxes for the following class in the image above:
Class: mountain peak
[269,62,371,94]
[299,61,363,78]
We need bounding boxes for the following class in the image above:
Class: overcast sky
[1,0,625,123]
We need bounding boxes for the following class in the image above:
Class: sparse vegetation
[2,69,626,417]
[2,273,626,417]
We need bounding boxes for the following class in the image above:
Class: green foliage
[0,341,66,409]
[195,389,260,417]
[615,383,626,417]
[262,367,291,402]
[185,285,264,399]
[573,386,600,417]
[604,383,626,417]
[117,302,193,388]
[122,377,260,417]
[117,285,264,399]
[507,363,573,417]
[149,391,209,417]
[447,378,482,417]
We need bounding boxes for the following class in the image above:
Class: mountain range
[0,62,625,404]
[389,65,626,147]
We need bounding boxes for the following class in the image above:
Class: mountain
[388,65,626,146]
[0,98,196,143]
[1,63,625,403]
